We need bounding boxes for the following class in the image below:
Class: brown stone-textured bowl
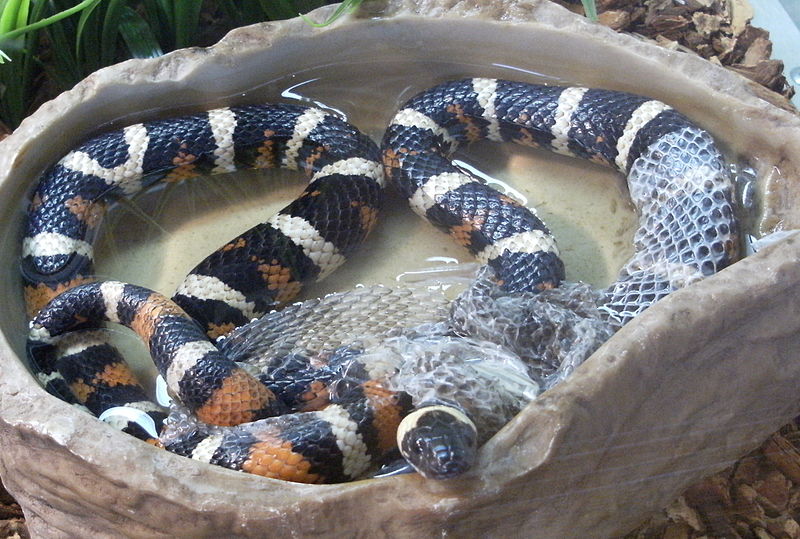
[2,1,800,537]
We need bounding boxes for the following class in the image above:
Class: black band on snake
[24,78,739,483]
[382,78,738,323]
[23,103,384,427]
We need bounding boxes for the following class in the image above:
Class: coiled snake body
[24,79,739,483]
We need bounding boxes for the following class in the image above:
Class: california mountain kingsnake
[24,78,739,483]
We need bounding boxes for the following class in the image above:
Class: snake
[24,78,740,483]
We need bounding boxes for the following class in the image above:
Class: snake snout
[397,404,478,480]
[422,436,478,480]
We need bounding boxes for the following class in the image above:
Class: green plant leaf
[100,0,126,66]
[172,0,202,49]
[14,0,28,28]
[140,0,172,47]
[0,0,23,35]
[1,0,100,42]
[42,13,82,88]
[0,0,351,127]
[300,0,362,28]
[0,0,48,121]
[118,6,163,59]
[257,0,297,21]
[75,0,104,65]
[581,0,598,21]
[217,0,243,25]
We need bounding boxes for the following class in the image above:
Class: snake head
[396,404,478,480]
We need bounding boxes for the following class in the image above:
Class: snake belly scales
[23,78,739,483]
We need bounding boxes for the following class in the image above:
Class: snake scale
[24,78,739,483]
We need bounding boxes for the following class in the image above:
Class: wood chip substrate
[626,422,800,538]
[558,0,795,103]
[0,483,27,539]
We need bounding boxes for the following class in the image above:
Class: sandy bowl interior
[1,0,800,537]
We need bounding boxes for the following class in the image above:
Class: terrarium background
[0,0,363,131]
[0,0,796,537]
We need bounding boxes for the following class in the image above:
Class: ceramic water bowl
[1,0,800,536]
